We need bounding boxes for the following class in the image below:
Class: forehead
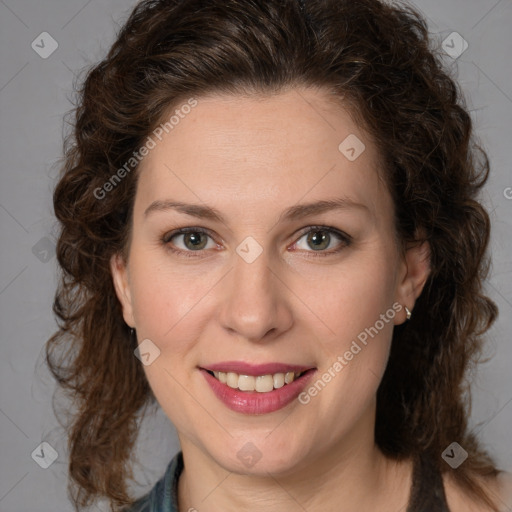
[134,88,391,222]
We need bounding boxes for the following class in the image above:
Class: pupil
[308,231,329,251]
[185,233,206,250]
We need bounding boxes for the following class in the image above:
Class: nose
[217,246,293,343]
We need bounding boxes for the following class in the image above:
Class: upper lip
[201,361,315,376]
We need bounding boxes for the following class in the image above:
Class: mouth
[203,368,311,393]
[200,365,317,414]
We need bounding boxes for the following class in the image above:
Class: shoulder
[443,470,512,512]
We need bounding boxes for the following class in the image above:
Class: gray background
[0,0,511,510]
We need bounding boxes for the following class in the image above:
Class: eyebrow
[143,197,370,223]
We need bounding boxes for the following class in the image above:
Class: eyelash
[161,225,352,259]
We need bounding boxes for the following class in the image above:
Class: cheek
[296,248,398,351]
[128,250,220,357]
[127,256,206,428]
[300,245,399,416]
[128,255,184,340]
[302,279,396,432]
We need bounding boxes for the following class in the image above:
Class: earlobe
[395,236,431,324]
[110,253,136,328]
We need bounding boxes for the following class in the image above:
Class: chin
[206,439,311,477]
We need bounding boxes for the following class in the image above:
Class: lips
[199,361,317,414]
[201,362,314,392]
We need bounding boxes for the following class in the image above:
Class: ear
[110,253,136,328]
[394,231,431,325]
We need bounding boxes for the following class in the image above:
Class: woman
[46,0,511,510]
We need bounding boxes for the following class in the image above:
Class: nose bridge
[218,242,291,341]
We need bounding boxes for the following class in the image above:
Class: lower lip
[200,368,317,415]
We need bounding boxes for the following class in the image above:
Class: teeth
[255,375,274,392]
[238,374,255,391]
[226,372,238,388]
[273,373,285,389]
[211,370,305,393]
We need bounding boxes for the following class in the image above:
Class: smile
[206,369,307,393]
[200,362,317,414]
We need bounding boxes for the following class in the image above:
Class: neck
[177,410,412,512]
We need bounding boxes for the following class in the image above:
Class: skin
[110,86,497,512]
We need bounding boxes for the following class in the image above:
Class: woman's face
[111,87,429,475]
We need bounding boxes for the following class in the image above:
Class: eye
[162,225,351,258]
[291,226,351,255]
[162,227,218,256]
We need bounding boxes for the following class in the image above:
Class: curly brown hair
[46,0,502,510]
